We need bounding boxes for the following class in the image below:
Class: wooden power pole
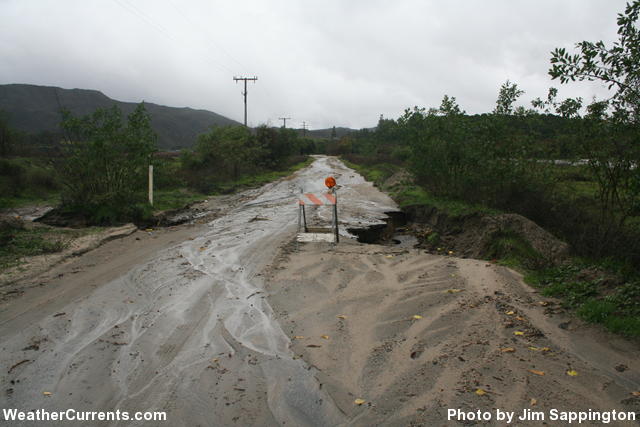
[233,76,258,126]
[279,117,291,128]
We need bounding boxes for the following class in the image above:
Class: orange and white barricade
[297,177,339,244]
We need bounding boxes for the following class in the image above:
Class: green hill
[0,83,240,149]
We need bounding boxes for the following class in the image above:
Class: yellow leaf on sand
[530,398,537,406]
[43,392,52,396]
[475,388,486,396]
[528,346,539,351]
[514,331,524,336]
[321,335,329,340]
[293,336,305,340]
[354,398,366,405]
[539,301,549,306]
[446,289,463,293]
[448,250,454,255]
[506,311,515,315]
[211,358,219,363]
[516,316,525,321]
[412,315,423,320]
[501,347,516,353]
[631,391,640,397]
[528,369,545,376]
[385,255,394,258]
[541,347,551,352]
[337,315,347,319]
[566,370,578,376]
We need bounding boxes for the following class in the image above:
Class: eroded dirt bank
[265,242,640,426]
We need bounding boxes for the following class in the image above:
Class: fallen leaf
[516,316,525,321]
[631,391,640,397]
[448,250,454,255]
[566,370,578,376]
[306,344,321,348]
[530,398,537,406]
[354,398,366,405]
[321,335,329,340]
[541,347,551,352]
[336,315,347,319]
[501,347,516,353]
[475,388,486,396]
[211,358,219,363]
[385,255,394,258]
[514,331,524,336]
[199,247,206,251]
[528,369,545,376]
[446,289,463,293]
[43,391,52,396]
[528,346,540,351]
[539,301,549,306]
[505,311,515,315]
[412,315,423,320]
[293,336,305,340]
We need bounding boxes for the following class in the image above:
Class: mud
[0,156,396,426]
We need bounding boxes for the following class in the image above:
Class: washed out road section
[0,156,396,426]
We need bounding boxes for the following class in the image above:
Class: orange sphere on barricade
[325,176,336,188]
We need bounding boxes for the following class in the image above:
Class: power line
[165,0,247,73]
[111,0,233,74]
[234,76,258,126]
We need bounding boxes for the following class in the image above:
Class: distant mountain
[0,84,241,149]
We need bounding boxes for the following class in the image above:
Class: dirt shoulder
[265,241,640,426]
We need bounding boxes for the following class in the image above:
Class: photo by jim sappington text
[448,408,637,424]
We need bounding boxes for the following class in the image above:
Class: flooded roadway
[0,156,396,426]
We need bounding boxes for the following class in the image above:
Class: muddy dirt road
[2,156,639,426]
[0,156,395,426]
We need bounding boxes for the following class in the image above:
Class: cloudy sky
[0,0,628,129]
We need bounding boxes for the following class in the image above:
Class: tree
[58,104,157,223]
[0,111,15,157]
[494,80,525,115]
[549,0,640,123]
[549,1,640,251]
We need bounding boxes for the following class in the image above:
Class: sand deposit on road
[266,242,640,426]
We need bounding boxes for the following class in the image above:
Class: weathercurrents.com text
[448,408,637,424]
[2,408,166,423]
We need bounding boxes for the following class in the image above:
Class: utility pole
[278,117,291,128]
[302,121,308,137]
[233,76,258,126]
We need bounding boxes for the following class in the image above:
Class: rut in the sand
[267,243,640,426]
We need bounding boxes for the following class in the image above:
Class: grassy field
[0,224,105,270]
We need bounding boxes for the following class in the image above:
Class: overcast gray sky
[0,0,628,129]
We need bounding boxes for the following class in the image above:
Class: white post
[148,164,154,206]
